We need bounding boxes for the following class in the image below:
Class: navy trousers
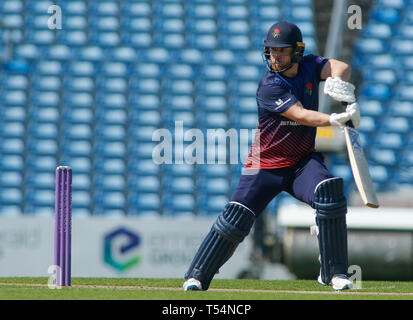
[232,152,334,215]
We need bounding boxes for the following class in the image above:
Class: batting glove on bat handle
[341,102,354,128]
[342,102,360,129]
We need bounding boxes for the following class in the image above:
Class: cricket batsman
[183,21,360,291]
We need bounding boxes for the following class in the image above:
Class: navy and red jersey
[245,54,329,169]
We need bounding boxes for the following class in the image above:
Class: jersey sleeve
[256,83,298,113]
[314,55,329,81]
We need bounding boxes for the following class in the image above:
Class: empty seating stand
[0,0,321,216]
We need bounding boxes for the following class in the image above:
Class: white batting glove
[346,102,360,129]
[324,77,356,103]
[329,112,351,127]
[329,102,360,129]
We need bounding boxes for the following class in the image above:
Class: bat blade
[343,127,379,208]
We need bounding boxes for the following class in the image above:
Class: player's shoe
[317,273,353,291]
[183,278,202,291]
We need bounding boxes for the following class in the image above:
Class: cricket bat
[342,104,379,208]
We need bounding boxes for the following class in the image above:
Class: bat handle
[341,102,355,129]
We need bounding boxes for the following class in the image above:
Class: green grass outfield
[1,277,413,300]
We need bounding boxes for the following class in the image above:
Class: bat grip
[341,102,354,128]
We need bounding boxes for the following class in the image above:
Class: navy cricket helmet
[262,21,305,72]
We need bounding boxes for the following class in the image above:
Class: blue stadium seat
[187,18,217,34]
[97,93,127,109]
[381,117,410,133]
[186,4,216,19]
[163,164,194,177]
[196,164,229,177]
[359,82,392,100]
[130,94,160,110]
[229,80,258,96]
[187,34,217,49]
[3,13,23,29]
[0,155,23,171]
[395,25,413,39]
[162,95,194,111]
[399,70,413,84]
[154,32,185,49]
[62,140,92,157]
[363,23,392,39]
[162,79,194,95]
[197,195,229,216]
[65,16,87,30]
[358,99,384,117]
[29,122,58,139]
[96,124,125,141]
[153,2,184,18]
[65,157,91,175]
[129,159,160,176]
[0,1,23,14]
[374,133,404,149]
[197,177,230,195]
[162,193,195,216]
[388,100,413,117]
[394,85,413,100]
[64,76,94,92]
[129,193,160,211]
[59,0,87,15]
[163,110,195,128]
[1,74,28,90]
[197,95,227,112]
[233,112,258,128]
[329,163,352,182]
[35,60,62,75]
[355,39,385,55]
[94,174,125,192]
[369,149,398,166]
[231,65,261,81]
[94,191,125,211]
[197,111,229,128]
[0,188,22,205]
[58,30,88,46]
[391,39,413,55]
[67,61,96,76]
[371,7,400,24]
[163,177,195,193]
[369,165,390,183]
[1,90,26,106]
[176,48,203,64]
[357,116,377,134]
[97,77,127,93]
[0,172,22,188]
[130,110,161,126]
[0,138,22,155]
[129,175,160,193]
[197,65,227,80]
[129,141,157,160]
[361,68,397,85]
[0,122,24,139]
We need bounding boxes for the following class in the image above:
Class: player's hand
[346,102,360,129]
[329,102,360,128]
[324,77,356,103]
[329,112,351,127]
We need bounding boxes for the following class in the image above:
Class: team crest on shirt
[305,82,313,95]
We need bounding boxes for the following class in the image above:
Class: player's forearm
[281,103,331,127]
[293,109,331,127]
